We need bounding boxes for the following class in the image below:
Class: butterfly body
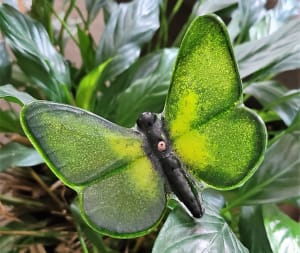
[137,112,204,218]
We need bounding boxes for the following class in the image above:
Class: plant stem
[51,3,79,53]
[75,223,90,253]
[30,168,64,208]
[0,194,46,208]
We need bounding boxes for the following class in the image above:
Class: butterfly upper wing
[21,101,166,237]
[164,15,266,189]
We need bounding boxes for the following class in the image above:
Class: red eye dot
[157,141,166,151]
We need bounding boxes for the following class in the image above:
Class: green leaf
[0,142,44,171]
[192,0,238,16]
[165,15,267,189]
[235,18,300,79]
[0,84,36,105]
[0,4,72,103]
[244,81,300,126]
[76,59,111,111]
[0,41,11,84]
[99,48,178,127]
[0,109,23,134]
[233,132,300,206]
[85,0,106,23]
[77,25,96,71]
[239,206,273,253]
[30,0,54,40]
[249,0,300,40]
[95,0,160,80]
[263,204,300,253]
[227,0,267,42]
[153,192,248,253]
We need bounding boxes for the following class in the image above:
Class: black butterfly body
[137,112,204,218]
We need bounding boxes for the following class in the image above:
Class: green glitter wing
[21,101,166,237]
[164,14,267,189]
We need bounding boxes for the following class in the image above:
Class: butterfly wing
[21,101,166,237]
[164,15,266,189]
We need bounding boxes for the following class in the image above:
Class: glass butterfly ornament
[20,14,267,238]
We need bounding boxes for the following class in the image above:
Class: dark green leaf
[0,84,35,105]
[234,132,300,205]
[0,41,11,84]
[0,4,72,103]
[192,0,238,17]
[77,25,95,71]
[85,0,106,23]
[100,48,178,127]
[235,18,300,79]
[263,204,300,253]
[95,0,160,80]
[0,142,44,171]
[239,206,272,253]
[0,109,23,134]
[76,59,111,110]
[244,81,300,126]
[30,0,54,40]
[249,0,300,40]
[153,192,248,253]
[0,234,23,253]
[228,0,266,42]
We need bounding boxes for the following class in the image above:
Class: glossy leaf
[77,25,96,71]
[227,0,266,42]
[95,0,160,80]
[153,192,248,253]
[0,142,44,171]
[239,206,272,253]
[21,101,166,237]
[99,49,178,127]
[76,59,111,111]
[0,4,72,103]
[0,41,11,84]
[234,131,300,206]
[85,0,106,23]
[244,81,300,126]
[235,18,300,79]
[192,0,238,16]
[0,84,35,105]
[263,204,300,253]
[165,15,267,189]
[30,0,54,39]
[106,49,178,127]
[249,0,300,40]
[0,109,23,134]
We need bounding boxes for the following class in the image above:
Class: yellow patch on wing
[109,135,144,160]
[125,157,161,199]
[174,131,215,170]
[170,92,198,137]
[169,91,216,172]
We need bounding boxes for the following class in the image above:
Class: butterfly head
[137,112,157,131]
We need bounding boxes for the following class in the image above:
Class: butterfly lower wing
[21,101,145,186]
[172,107,266,189]
[80,156,166,238]
[164,15,267,189]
